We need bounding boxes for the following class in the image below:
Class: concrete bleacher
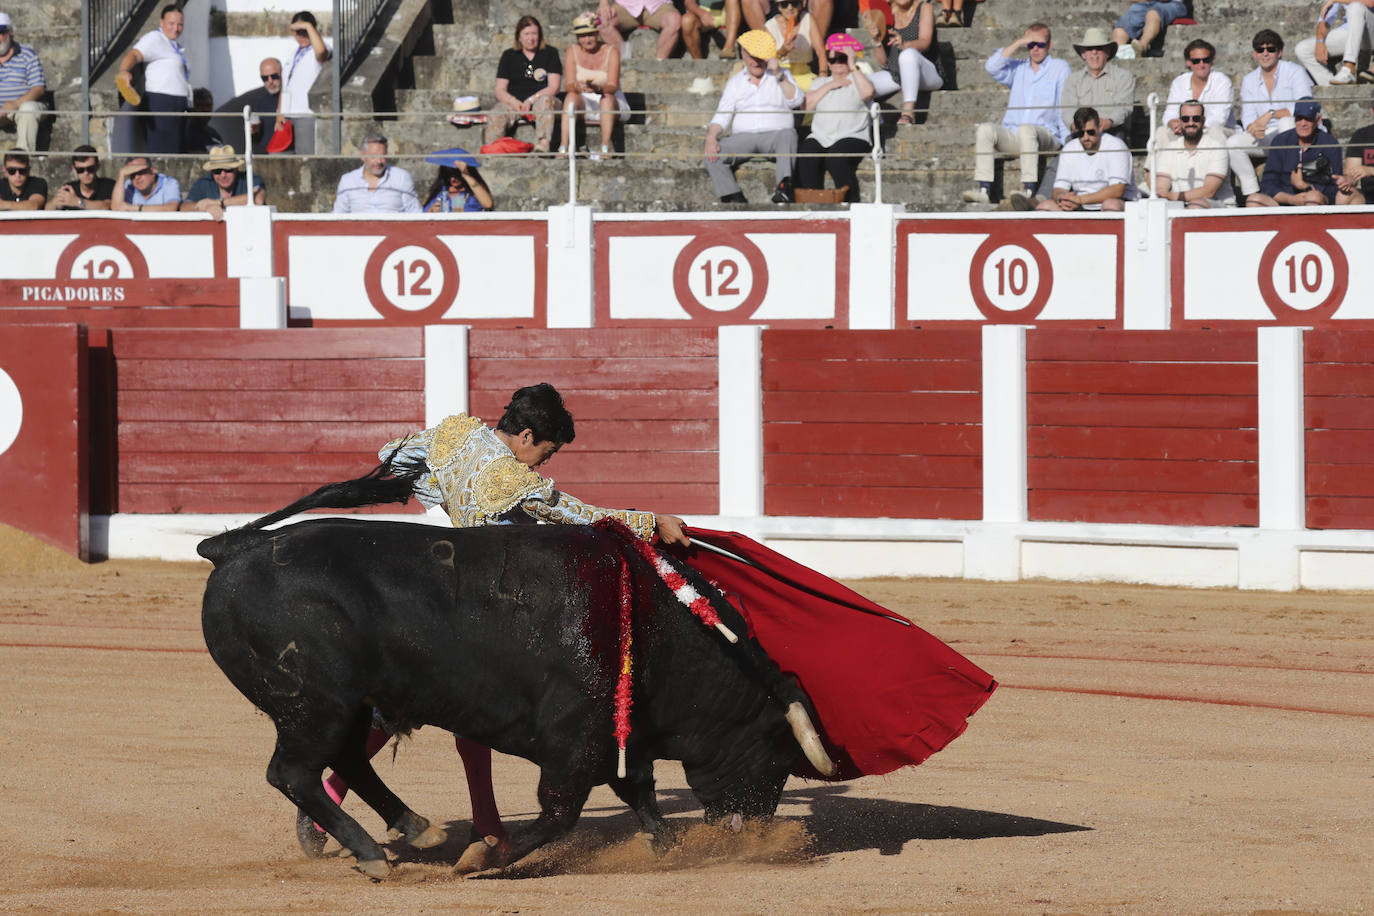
[50,0,1374,212]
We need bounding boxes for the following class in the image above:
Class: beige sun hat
[1073,26,1117,58]
[737,29,777,62]
[572,12,599,35]
[202,145,245,171]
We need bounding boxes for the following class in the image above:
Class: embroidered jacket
[381,414,657,540]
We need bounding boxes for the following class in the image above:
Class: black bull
[199,517,830,876]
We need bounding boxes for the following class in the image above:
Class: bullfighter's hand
[655,514,690,546]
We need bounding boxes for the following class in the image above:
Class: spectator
[183,87,225,153]
[0,12,47,152]
[861,0,895,48]
[1247,98,1358,206]
[1063,28,1135,140]
[244,58,283,154]
[596,0,682,60]
[1295,0,1374,87]
[962,22,1070,205]
[333,133,421,213]
[1154,99,1233,207]
[1226,30,1314,203]
[680,0,723,60]
[117,5,191,156]
[111,156,181,212]
[484,16,562,154]
[1343,94,1374,203]
[0,149,43,209]
[703,29,802,204]
[561,13,629,159]
[1160,39,1235,142]
[868,0,943,126]
[766,0,828,89]
[797,36,875,202]
[1033,106,1137,211]
[938,0,963,28]
[277,11,331,155]
[422,148,495,212]
[180,145,266,220]
[1111,1,1190,59]
[44,145,115,211]
[719,0,770,59]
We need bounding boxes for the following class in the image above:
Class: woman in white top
[560,13,630,159]
[867,0,942,125]
[765,0,828,89]
[797,38,874,202]
[277,11,332,156]
[115,5,190,155]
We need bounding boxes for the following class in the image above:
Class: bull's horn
[785,701,837,776]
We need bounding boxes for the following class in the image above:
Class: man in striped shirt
[0,13,47,152]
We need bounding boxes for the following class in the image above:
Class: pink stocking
[456,736,505,838]
[323,723,392,805]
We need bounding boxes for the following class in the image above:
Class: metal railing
[82,0,148,147]
[331,0,390,153]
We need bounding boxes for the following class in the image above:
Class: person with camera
[1246,98,1358,206]
[44,145,115,210]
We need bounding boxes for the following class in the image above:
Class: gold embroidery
[474,455,548,518]
[427,414,484,468]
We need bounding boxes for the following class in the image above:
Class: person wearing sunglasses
[703,29,802,204]
[1154,99,1233,208]
[0,12,48,155]
[242,57,284,155]
[765,0,828,88]
[111,156,181,213]
[1225,29,1314,202]
[1295,0,1374,87]
[1160,39,1235,143]
[273,11,330,156]
[962,23,1069,205]
[1035,106,1137,211]
[1110,1,1191,60]
[797,36,874,202]
[45,145,114,211]
[180,145,267,220]
[1246,97,1359,207]
[868,0,943,125]
[0,150,43,210]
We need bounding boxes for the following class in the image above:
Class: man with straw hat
[1064,27,1135,141]
[180,145,266,219]
[703,29,803,204]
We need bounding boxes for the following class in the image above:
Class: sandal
[896,112,916,126]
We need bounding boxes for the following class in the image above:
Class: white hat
[0,13,13,30]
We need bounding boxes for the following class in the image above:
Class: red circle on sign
[671,230,769,323]
[363,236,461,323]
[55,232,150,279]
[1256,227,1348,323]
[967,229,1054,322]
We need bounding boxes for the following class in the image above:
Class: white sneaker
[1115,43,1136,60]
[1331,66,1357,85]
[961,187,990,204]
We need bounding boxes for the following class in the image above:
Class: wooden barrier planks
[1027,330,1259,526]
[762,329,982,519]
[1305,330,1374,529]
[469,329,720,515]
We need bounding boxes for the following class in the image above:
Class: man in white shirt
[1225,29,1315,200]
[116,5,191,155]
[703,29,802,204]
[1155,99,1232,207]
[333,133,421,213]
[1035,106,1137,211]
[277,11,331,156]
[1158,38,1235,146]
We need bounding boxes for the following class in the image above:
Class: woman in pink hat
[798,35,875,202]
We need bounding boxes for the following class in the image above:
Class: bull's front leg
[453,767,594,875]
[266,743,391,879]
[609,764,674,853]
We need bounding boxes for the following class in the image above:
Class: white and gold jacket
[380,414,657,540]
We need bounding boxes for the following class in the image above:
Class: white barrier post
[1146,92,1159,198]
[869,102,883,204]
[424,325,470,425]
[242,105,255,206]
[566,100,578,205]
[965,324,1028,581]
[718,325,764,520]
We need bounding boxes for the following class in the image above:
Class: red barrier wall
[110,329,425,513]
[1027,330,1259,526]
[761,330,983,519]
[468,329,720,515]
[1305,330,1374,529]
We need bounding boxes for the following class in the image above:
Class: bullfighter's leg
[454,766,595,875]
[455,736,506,841]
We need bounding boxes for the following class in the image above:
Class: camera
[1301,153,1332,183]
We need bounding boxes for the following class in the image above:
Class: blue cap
[1294,98,1322,120]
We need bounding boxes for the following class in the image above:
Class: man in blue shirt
[0,12,47,152]
[962,23,1071,205]
[111,156,181,212]
[181,145,267,220]
[1246,98,1359,206]
[333,133,421,213]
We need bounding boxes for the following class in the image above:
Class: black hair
[161,5,182,19]
[1182,38,1214,60]
[497,383,575,444]
[1252,29,1283,52]
[291,11,318,28]
[4,150,29,167]
[422,163,487,207]
[1072,107,1100,133]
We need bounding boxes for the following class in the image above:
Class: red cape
[672,529,997,781]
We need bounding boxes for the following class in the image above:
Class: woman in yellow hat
[561,12,630,159]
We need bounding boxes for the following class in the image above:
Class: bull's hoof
[354,856,391,880]
[408,824,447,849]
[385,814,448,850]
[295,808,328,858]
[453,836,504,876]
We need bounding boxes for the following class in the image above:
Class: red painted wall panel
[112,329,424,514]
[468,329,720,516]
[1027,330,1258,526]
[761,330,982,520]
[1305,330,1374,529]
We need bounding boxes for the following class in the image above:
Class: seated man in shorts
[1111,1,1191,58]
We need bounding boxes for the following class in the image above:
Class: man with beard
[1154,99,1232,207]
[1246,97,1357,206]
[332,132,420,213]
[1035,106,1137,211]
[0,12,47,152]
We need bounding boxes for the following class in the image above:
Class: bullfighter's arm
[379,427,445,509]
[522,491,657,541]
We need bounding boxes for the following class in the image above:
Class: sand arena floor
[1,523,1370,915]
